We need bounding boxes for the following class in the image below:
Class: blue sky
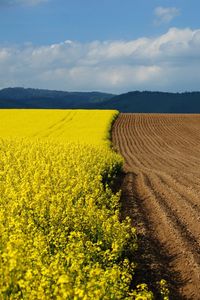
[0,0,200,92]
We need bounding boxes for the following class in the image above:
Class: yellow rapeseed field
[0,109,115,145]
[0,110,154,299]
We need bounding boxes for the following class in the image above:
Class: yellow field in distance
[0,109,117,144]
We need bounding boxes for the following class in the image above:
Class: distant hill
[1,88,200,113]
[97,91,200,113]
[0,87,114,108]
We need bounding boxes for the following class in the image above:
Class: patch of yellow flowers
[0,110,156,299]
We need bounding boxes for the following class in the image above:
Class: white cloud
[154,6,180,25]
[0,0,48,6]
[1,28,200,92]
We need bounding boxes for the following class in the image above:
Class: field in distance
[0,109,116,144]
[112,113,200,299]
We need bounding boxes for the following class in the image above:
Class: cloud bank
[154,6,180,25]
[0,28,200,92]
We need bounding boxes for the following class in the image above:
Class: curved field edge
[0,110,152,299]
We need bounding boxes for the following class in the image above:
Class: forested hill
[0,87,114,108]
[1,88,200,113]
[97,91,200,113]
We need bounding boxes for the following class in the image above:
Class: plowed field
[112,114,200,300]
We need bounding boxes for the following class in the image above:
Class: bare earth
[112,114,200,300]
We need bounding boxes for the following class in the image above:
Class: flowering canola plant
[0,110,154,299]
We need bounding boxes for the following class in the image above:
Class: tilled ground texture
[112,113,200,300]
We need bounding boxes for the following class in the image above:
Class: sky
[0,0,200,93]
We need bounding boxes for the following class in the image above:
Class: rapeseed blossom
[0,110,154,299]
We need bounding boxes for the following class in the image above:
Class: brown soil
[112,113,200,300]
